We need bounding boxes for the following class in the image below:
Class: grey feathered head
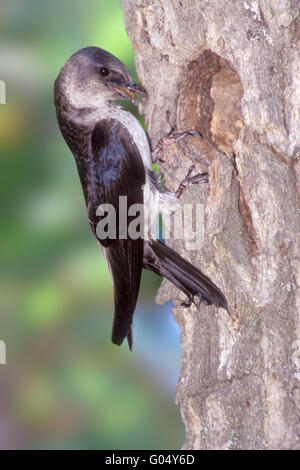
[54,46,143,109]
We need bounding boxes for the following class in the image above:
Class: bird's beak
[112,82,145,104]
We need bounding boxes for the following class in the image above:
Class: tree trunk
[122,0,300,450]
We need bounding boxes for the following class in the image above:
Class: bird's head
[55,46,144,109]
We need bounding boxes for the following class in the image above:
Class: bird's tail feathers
[146,240,228,311]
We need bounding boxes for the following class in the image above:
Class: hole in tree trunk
[177,50,244,153]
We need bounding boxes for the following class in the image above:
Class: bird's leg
[175,164,208,198]
[151,125,203,163]
[181,293,196,308]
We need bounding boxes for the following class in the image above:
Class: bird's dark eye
[99,67,110,77]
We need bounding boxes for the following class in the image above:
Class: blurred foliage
[0,0,183,449]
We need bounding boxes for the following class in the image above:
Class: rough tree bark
[122,0,300,449]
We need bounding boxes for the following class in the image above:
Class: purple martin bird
[54,47,227,349]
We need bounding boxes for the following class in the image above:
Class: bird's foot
[181,294,195,308]
[175,164,208,198]
[151,125,202,163]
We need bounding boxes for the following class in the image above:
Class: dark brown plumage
[54,47,228,349]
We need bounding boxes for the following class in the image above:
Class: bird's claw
[151,126,203,163]
[175,164,208,198]
[181,294,195,308]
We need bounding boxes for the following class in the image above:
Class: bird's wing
[88,118,146,348]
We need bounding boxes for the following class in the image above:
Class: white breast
[99,104,153,170]
[97,103,179,239]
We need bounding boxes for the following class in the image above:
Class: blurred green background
[0,0,183,449]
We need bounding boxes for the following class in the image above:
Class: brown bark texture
[122,0,300,449]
